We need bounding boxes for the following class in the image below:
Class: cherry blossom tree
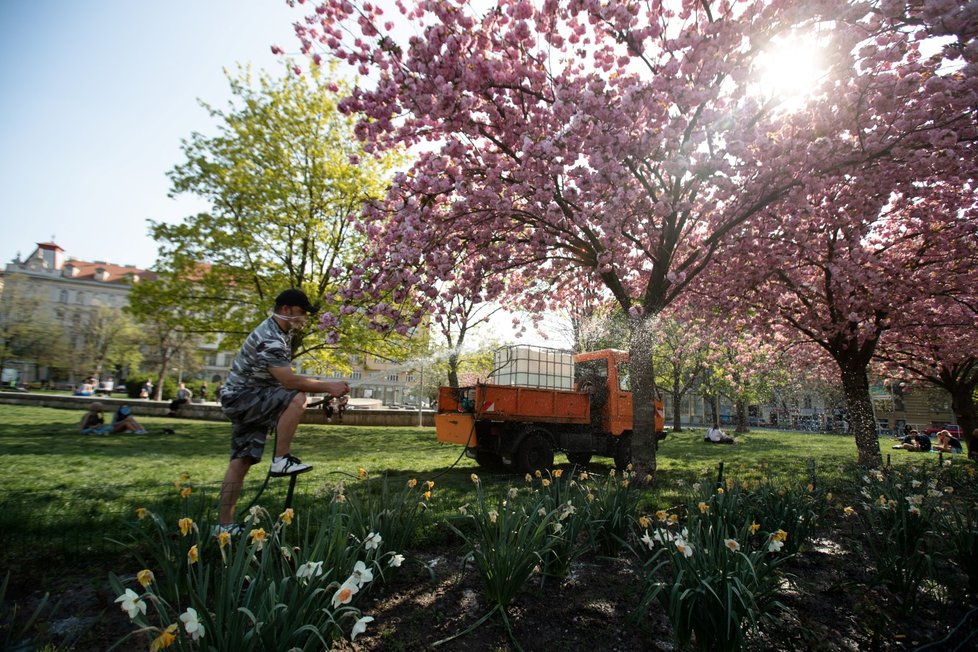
[700,169,976,466]
[876,292,978,459]
[289,0,978,475]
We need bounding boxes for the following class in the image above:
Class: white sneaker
[269,454,313,477]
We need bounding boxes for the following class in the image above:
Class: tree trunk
[735,400,749,434]
[839,359,883,468]
[630,317,657,482]
[948,383,978,461]
[703,394,719,427]
[671,371,683,432]
[447,351,460,389]
[155,358,170,401]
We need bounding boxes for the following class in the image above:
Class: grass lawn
[0,403,907,576]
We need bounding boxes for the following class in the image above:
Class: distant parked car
[922,424,963,438]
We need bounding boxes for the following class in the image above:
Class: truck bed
[437,384,590,423]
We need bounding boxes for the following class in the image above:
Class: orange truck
[435,348,665,473]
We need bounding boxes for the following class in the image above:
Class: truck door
[575,358,609,430]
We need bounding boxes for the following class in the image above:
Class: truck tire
[475,448,505,471]
[516,432,554,474]
[613,433,632,470]
[566,452,593,466]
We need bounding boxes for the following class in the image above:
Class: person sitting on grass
[705,423,735,444]
[79,402,112,435]
[932,429,962,453]
[893,430,931,452]
[112,405,147,434]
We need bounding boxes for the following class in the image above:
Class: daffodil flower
[180,487,192,498]
[407,478,417,488]
[245,505,263,525]
[507,487,519,499]
[331,578,359,608]
[249,528,266,550]
[638,516,651,529]
[358,467,367,480]
[364,532,382,550]
[389,553,405,567]
[421,491,431,501]
[655,510,668,522]
[115,588,147,620]
[137,569,154,588]
[641,531,654,550]
[217,531,231,548]
[843,506,855,517]
[135,507,148,520]
[542,478,551,487]
[490,509,499,523]
[674,538,694,558]
[351,560,374,587]
[749,522,760,535]
[553,469,563,478]
[150,623,178,651]
[425,480,435,490]
[351,615,374,641]
[180,607,205,641]
[279,508,294,525]
[697,502,709,514]
[724,538,740,552]
[470,473,480,485]
[178,517,194,537]
[768,539,784,553]
[534,470,542,478]
[296,561,324,580]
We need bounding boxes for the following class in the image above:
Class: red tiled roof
[62,258,157,283]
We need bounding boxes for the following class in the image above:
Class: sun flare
[753,34,826,108]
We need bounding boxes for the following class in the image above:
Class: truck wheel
[566,452,593,466]
[516,433,554,474]
[475,448,505,471]
[613,434,632,470]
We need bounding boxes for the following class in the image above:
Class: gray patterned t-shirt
[222,317,293,397]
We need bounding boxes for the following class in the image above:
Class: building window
[387,373,399,382]
[75,292,84,304]
[803,396,812,410]
[351,371,362,380]
[406,374,415,382]
[59,290,68,304]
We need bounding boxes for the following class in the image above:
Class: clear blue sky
[0,0,303,269]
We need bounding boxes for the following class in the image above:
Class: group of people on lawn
[893,427,964,454]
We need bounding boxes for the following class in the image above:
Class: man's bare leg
[274,392,308,457]
[219,457,254,525]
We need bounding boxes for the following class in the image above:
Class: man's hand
[323,380,350,398]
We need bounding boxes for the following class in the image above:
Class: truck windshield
[617,362,630,391]
[576,359,608,390]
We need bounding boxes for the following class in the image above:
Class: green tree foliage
[152,63,411,366]
[69,306,143,381]
[125,277,202,400]
[0,274,69,383]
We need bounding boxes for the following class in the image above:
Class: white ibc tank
[490,345,574,390]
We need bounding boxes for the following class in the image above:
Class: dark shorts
[221,386,299,462]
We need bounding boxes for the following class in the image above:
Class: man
[168,383,193,415]
[217,289,349,528]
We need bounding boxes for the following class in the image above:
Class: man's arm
[268,366,350,396]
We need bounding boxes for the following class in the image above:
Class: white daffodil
[115,589,147,620]
[296,561,324,580]
[351,615,375,641]
[507,487,519,499]
[641,531,654,550]
[179,607,205,641]
[768,540,784,553]
[724,538,740,552]
[351,560,374,588]
[911,479,922,488]
[389,553,405,568]
[364,532,382,550]
[489,510,499,523]
[331,577,360,608]
[245,505,263,525]
[674,538,694,558]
